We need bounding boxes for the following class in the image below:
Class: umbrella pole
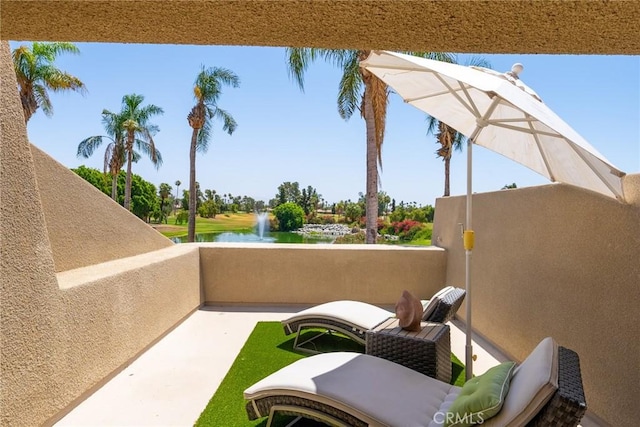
[465,135,474,381]
[463,99,499,381]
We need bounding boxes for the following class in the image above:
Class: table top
[368,317,448,341]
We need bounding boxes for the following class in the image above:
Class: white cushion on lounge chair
[483,337,558,426]
[245,352,461,427]
[286,300,393,332]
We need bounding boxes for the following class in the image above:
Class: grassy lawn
[195,321,464,426]
[156,213,258,238]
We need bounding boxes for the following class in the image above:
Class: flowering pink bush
[391,219,424,240]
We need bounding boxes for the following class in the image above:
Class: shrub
[269,217,279,231]
[334,232,366,244]
[198,200,218,218]
[409,208,427,223]
[401,225,423,241]
[344,202,363,223]
[175,209,188,225]
[306,213,321,224]
[151,208,165,224]
[390,219,425,241]
[273,202,305,231]
[321,215,335,225]
[389,206,407,223]
[357,217,387,231]
[413,226,433,242]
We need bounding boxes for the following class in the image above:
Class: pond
[170,231,335,244]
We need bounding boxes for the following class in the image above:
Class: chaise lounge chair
[282,286,466,352]
[245,337,586,427]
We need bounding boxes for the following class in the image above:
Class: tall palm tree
[286,49,452,243]
[77,110,130,200]
[174,180,181,216]
[12,41,86,123]
[114,94,164,211]
[186,66,239,242]
[426,120,466,197]
[426,56,490,197]
[158,183,172,222]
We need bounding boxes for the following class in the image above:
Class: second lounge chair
[282,286,465,352]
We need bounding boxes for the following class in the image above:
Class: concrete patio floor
[52,306,557,426]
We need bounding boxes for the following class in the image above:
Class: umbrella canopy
[360,51,625,200]
[360,50,626,379]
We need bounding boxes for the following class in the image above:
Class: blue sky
[12,42,640,205]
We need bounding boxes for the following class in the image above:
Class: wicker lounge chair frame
[284,287,466,353]
[263,404,351,427]
[428,287,466,324]
[246,346,586,427]
[290,319,368,354]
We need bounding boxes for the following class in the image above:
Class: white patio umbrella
[360,50,626,379]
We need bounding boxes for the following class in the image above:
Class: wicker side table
[365,318,451,382]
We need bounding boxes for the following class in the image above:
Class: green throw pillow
[445,361,516,427]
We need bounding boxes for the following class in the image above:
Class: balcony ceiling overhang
[1,0,639,54]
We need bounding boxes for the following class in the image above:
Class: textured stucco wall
[432,183,640,427]
[30,144,173,272]
[1,40,202,427]
[51,245,201,425]
[0,40,66,427]
[1,0,639,54]
[623,173,640,207]
[200,243,448,305]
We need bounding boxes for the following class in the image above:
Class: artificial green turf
[194,321,465,426]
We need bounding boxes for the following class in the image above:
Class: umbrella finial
[505,63,524,80]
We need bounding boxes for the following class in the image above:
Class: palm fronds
[12,42,86,122]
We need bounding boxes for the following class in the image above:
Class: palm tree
[114,94,164,211]
[174,180,181,216]
[12,42,86,123]
[77,110,130,200]
[186,66,240,242]
[286,49,452,243]
[426,55,490,197]
[426,120,466,197]
[158,183,172,223]
[195,181,202,211]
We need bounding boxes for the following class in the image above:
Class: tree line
[72,166,162,222]
[13,42,490,243]
[70,167,437,237]
[72,165,268,224]
[177,186,266,221]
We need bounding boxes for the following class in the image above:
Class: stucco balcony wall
[432,181,640,427]
[199,243,448,305]
[3,244,202,427]
[52,245,202,423]
[30,144,173,273]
